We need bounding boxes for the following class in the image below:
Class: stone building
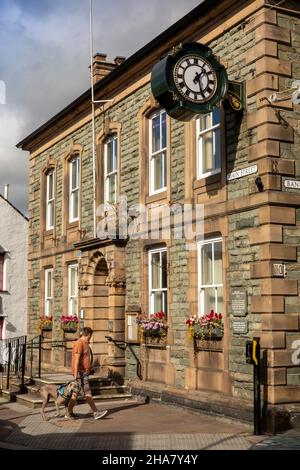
[18,0,300,428]
[0,186,28,340]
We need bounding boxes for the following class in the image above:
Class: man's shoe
[94,409,108,420]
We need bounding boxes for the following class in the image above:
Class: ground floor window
[148,247,168,314]
[198,237,223,315]
[45,268,53,316]
[68,264,78,316]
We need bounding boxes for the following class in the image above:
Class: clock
[151,42,228,120]
[173,54,217,104]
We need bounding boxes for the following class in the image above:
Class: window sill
[146,190,167,204]
[193,172,221,190]
[67,220,79,230]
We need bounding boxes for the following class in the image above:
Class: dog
[39,381,76,421]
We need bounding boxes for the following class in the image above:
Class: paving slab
[0,399,265,450]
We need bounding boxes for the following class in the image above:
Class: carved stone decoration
[106,270,126,288]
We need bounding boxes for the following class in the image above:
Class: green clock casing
[151,42,228,120]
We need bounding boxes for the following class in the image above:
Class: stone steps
[1,387,133,409]
[1,373,133,409]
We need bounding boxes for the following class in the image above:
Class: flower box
[186,310,224,343]
[194,337,224,352]
[39,316,53,332]
[62,323,78,333]
[137,311,168,344]
[60,315,79,333]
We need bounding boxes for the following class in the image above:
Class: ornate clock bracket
[226,80,245,112]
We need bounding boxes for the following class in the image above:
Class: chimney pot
[114,56,126,65]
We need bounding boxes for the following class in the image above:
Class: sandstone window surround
[148,247,168,315]
[196,108,222,179]
[96,122,121,207]
[69,155,80,223]
[198,237,223,316]
[40,159,57,237]
[44,267,53,317]
[68,263,78,317]
[149,110,167,195]
[104,134,118,204]
[45,169,55,230]
[137,98,171,205]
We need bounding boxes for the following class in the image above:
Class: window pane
[71,160,78,189]
[216,286,224,314]
[48,200,54,228]
[199,112,212,132]
[201,243,213,285]
[72,190,79,219]
[151,252,160,289]
[214,128,221,170]
[153,292,163,313]
[108,174,116,204]
[202,131,214,173]
[48,172,54,199]
[46,271,52,297]
[214,241,223,284]
[161,112,166,149]
[46,299,53,317]
[161,250,167,289]
[106,140,113,174]
[70,297,78,316]
[153,152,165,191]
[203,287,216,313]
[70,267,77,296]
[113,138,118,171]
[152,115,160,153]
[212,107,221,126]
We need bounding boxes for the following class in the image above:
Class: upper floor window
[198,237,223,316]
[104,135,118,204]
[0,253,4,292]
[46,169,55,230]
[149,247,168,314]
[196,108,221,179]
[68,264,78,316]
[69,156,80,222]
[45,268,53,316]
[149,110,167,194]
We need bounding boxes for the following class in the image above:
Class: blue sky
[0,0,201,214]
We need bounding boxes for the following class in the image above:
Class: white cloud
[0,0,201,214]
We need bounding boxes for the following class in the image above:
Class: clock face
[173,54,217,104]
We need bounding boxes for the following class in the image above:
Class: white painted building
[0,187,28,340]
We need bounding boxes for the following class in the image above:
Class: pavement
[0,398,299,450]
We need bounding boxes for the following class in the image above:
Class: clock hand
[193,71,206,98]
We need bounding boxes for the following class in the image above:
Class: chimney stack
[4,184,9,200]
[91,53,126,84]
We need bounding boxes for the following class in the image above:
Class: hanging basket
[41,324,53,331]
[61,322,78,333]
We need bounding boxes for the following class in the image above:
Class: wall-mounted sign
[227,165,257,181]
[232,319,248,335]
[272,263,286,277]
[284,180,300,189]
[231,288,247,316]
[151,42,228,121]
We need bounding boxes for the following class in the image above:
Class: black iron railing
[105,335,142,380]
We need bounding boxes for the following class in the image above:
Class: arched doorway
[80,249,126,380]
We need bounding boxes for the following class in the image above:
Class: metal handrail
[105,335,142,380]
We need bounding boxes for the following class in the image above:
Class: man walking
[66,326,108,420]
